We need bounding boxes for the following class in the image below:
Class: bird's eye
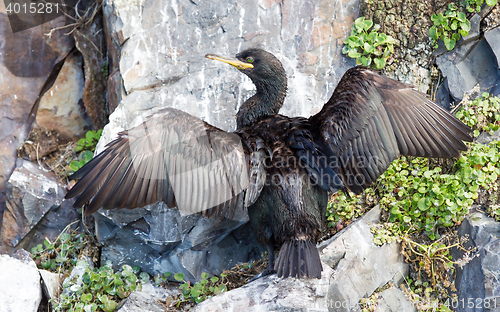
[246,57,254,63]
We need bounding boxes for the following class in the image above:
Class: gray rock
[436,38,500,104]
[324,206,409,312]
[462,14,481,43]
[0,159,80,254]
[36,53,90,141]
[39,269,63,301]
[453,211,500,312]
[377,287,416,312]
[193,266,334,312]
[0,13,74,203]
[116,291,165,312]
[485,27,500,71]
[0,251,42,312]
[475,130,500,146]
[95,0,358,280]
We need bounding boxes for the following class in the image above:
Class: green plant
[75,129,102,152]
[342,17,395,69]
[69,150,94,172]
[30,225,89,272]
[69,129,102,173]
[465,0,497,12]
[456,92,500,137]
[54,261,145,312]
[429,3,470,51]
[383,142,499,239]
[173,272,228,306]
[401,231,476,311]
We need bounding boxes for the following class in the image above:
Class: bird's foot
[248,267,276,283]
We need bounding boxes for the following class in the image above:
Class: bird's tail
[274,238,322,279]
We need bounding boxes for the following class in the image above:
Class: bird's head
[206,48,287,128]
[206,48,286,88]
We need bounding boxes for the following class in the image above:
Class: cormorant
[65,48,472,279]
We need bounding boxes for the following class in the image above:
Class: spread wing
[65,108,267,217]
[310,67,473,194]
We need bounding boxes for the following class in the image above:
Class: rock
[0,251,42,312]
[95,0,359,280]
[485,27,500,71]
[74,9,109,129]
[453,211,500,311]
[39,269,63,300]
[377,287,416,312]
[462,14,481,43]
[194,206,414,312]
[0,159,80,253]
[193,266,334,312]
[116,291,165,312]
[323,206,411,312]
[0,11,74,204]
[435,38,500,104]
[475,130,500,146]
[36,53,90,141]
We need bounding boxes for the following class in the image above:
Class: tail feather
[275,239,322,279]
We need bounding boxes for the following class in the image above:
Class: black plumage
[66,48,472,279]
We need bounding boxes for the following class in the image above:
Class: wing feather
[66,108,267,217]
[310,67,472,194]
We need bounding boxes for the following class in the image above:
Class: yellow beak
[205,54,254,70]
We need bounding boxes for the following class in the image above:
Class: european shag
[66,48,472,279]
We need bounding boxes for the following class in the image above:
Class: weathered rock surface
[0,159,80,253]
[0,1,75,233]
[95,0,359,280]
[322,206,410,312]
[194,206,415,312]
[39,269,63,301]
[453,210,500,312]
[0,251,42,312]
[36,53,90,141]
[116,291,166,312]
[435,20,500,108]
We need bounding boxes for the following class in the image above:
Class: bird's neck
[236,76,287,129]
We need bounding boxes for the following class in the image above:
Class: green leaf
[69,161,81,172]
[461,21,471,32]
[363,19,373,31]
[429,27,438,40]
[457,12,467,22]
[443,37,456,51]
[81,150,94,162]
[373,58,386,69]
[486,0,497,6]
[210,276,219,283]
[201,272,209,279]
[450,20,458,30]
[174,273,185,282]
[348,49,362,58]
[139,272,150,283]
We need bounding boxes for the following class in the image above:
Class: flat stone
[39,269,63,300]
[36,53,90,141]
[193,266,334,312]
[0,159,69,252]
[0,252,42,312]
[377,287,416,312]
[485,27,500,69]
[116,291,165,312]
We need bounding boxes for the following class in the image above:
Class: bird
[65,48,473,279]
